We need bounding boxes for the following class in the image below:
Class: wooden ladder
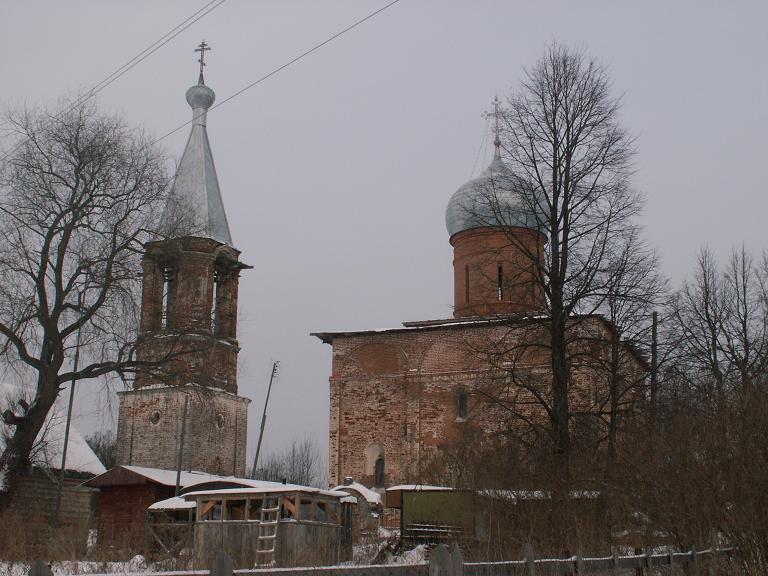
[255,495,281,565]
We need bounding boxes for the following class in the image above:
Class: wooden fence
[27,543,734,576]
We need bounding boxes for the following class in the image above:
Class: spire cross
[195,41,212,83]
[482,96,502,159]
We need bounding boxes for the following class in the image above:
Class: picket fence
[27,543,734,576]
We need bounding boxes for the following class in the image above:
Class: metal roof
[445,156,540,239]
[158,78,233,246]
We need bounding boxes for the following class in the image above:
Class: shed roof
[183,481,342,500]
[0,382,105,485]
[83,465,223,489]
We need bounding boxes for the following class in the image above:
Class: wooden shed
[385,485,473,544]
[83,465,222,553]
[177,479,354,568]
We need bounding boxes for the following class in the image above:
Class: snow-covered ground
[0,543,427,576]
[0,556,159,576]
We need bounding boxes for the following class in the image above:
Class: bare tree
[493,44,639,480]
[252,437,327,488]
[0,98,169,505]
[670,246,768,401]
[85,431,117,470]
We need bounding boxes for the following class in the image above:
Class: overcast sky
[2,1,767,473]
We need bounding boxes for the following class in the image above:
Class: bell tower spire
[158,40,232,246]
[115,46,251,477]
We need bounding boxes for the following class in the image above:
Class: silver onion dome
[186,83,215,109]
[445,155,539,239]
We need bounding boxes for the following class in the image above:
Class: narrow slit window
[161,266,175,329]
[374,457,385,488]
[497,264,504,300]
[212,269,221,333]
[465,264,470,304]
[458,390,468,419]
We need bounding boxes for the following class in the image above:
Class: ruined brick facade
[116,385,249,476]
[115,236,250,475]
[317,316,643,488]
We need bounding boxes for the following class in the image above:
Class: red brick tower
[116,49,250,476]
[445,99,546,317]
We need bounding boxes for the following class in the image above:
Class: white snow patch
[0,382,106,481]
[148,496,196,510]
[386,484,453,492]
[331,481,382,504]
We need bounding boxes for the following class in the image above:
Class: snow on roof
[0,382,106,478]
[331,481,382,505]
[386,484,453,492]
[340,495,358,505]
[117,465,223,488]
[182,482,342,500]
[148,496,197,511]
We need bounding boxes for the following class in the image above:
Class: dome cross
[195,40,212,84]
[492,96,502,159]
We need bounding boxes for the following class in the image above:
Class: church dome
[186,83,215,110]
[445,155,539,239]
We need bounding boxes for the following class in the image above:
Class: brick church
[115,59,250,477]
[314,114,644,489]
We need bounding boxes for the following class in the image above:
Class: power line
[75,0,228,106]
[1,0,228,161]
[152,0,403,145]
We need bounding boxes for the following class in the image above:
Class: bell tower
[116,43,250,476]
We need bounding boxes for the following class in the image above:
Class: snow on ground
[0,556,157,576]
[392,545,427,565]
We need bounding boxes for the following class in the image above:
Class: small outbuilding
[330,476,383,538]
[170,478,353,568]
[83,465,223,553]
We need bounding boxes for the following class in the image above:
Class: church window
[149,410,161,425]
[457,390,468,419]
[374,457,385,488]
[161,266,176,329]
[364,443,385,486]
[216,413,225,429]
[497,264,504,300]
[465,264,470,303]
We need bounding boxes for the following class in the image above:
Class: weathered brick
[117,236,250,476]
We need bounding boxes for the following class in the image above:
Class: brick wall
[324,316,643,487]
[117,234,250,476]
[1,473,98,556]
[116,385,250,476]
[450,227,546,318]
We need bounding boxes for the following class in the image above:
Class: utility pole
[175,395,190,496]
[651,311,658,422]
[53,293,84,527]
[251,361,279,478]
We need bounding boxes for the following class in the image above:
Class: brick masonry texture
[117,235,250,476]
[116,385,250,476]
[324,317,643,488]
[451,227,546,318]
